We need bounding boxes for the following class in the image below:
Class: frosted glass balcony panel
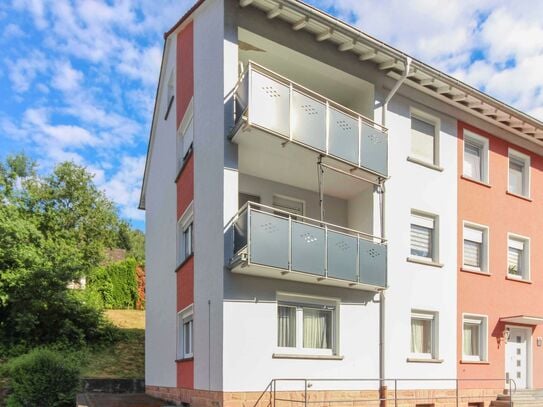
[361,123,388,176]
[249,211,289,269]
[291,221,326,276]
[327,230,358,282]
[291,91,326,151]
[249,71,290,136]
[328,108,359,165]
[359,239,387,287]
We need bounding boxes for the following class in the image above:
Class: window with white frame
[410,114,438,165]
[165,70,175,115]
[508,235,529,280]
[463,223,488,272]
[177,204,194,265]
[276,295,337,355]
[410,310,438,359]
[177,305,193,360]
[508,149,530,197]
[463,314,487,362]
[273,195,304,218]
[176,113,193,171]
[463,131,489,183]
[410,212,437,261]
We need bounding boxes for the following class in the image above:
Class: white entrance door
[506,328,529,389]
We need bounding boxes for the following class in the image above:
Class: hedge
[87,258,139,309]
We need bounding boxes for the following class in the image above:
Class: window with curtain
[410,312,435,358]
[183,319,193,358]
[463,315,487,361]
[410,213,435,260]
[183,222,193,259]
[464,141,482,181]
[463,225,485,270]
[277,305,296,348]
[177,305,194,360]
[508,237,527,278]
[411,116,436,164]
[277,301,335,354]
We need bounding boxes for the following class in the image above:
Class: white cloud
[51,60,83,92]
[6,50,48,92]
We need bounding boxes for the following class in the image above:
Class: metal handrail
[243,61,388,134]
[228,201,387,244]
[255,377,517,407]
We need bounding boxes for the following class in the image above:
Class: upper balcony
[226,202,387,291]
[230,62,389,178]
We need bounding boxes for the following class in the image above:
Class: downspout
[379,56,411,407]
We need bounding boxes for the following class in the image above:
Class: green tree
[0,154,134,350]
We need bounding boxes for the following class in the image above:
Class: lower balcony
[226,202,387,291]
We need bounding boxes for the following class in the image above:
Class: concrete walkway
[77,393,172,407]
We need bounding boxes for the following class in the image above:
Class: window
[276,295,337,355]
[410,311,437,359]
[410,114,438,165]
[239,193,260,209]
[410,212,437,261]
[176,113,194,171]
[462,314,487,362]
[177,305,194,360]
[463,223,488,272]
[508,149,530,197]
[177,204,194,265]
[165,70,175,120]
[273,195,304,217]
[463,131,489,183]
[508,235,529,280]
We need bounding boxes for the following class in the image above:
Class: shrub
[88,258,139,309]
[4,348,81,407]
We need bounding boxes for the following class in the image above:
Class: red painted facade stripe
[457,121,543,388]
[177,256,194,312]
[176,22,194,129]
[177,153,194,220]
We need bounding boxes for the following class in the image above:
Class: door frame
[505,325,533,389]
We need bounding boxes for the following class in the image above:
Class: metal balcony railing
[233,62,389,177]
[226,202,387,289]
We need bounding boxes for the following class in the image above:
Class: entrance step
[492,389,543,407]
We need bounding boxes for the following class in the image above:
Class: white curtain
[303,308,331,349]
[464,240,481,268]
[411,319,431,354]
[509,159,524,195]
[463,324,479,356]
[277,306,296,347]
[508,247,522,275]
[464,142,481,180]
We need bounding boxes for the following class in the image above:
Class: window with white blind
[463,131,489,183]
[508,149,530,197]
[508,235,529,280]
[410,212,437,261]
[273,195,305,217]
[276,294,338,356]
[463,224,488,272]
[411,115,438,165]
[463,314,487,362]
[177,305,194,360]
[410,311,438,359]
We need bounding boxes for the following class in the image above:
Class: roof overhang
[500,315,543,326]
[240,0,543,146]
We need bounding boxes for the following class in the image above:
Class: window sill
[461,267,491,276]
[272,353,343,361]
[407,156,444,172]
[506,275,532,284]
[175,253,194,272]
[406,357,443,364]
[461,175,491,188]
[406,257,444,268]
[460,360,489,365]
[506,191,532,202]
[175,357,194,362]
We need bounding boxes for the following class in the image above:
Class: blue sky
[1,0,542,231]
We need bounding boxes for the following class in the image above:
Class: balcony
[231,62,388,178]
[226,202,387,291]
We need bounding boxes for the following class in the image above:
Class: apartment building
[139,0,543,405]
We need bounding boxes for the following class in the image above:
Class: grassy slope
[81,310,145,379]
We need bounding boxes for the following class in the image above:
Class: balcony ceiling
[237,127,373,200]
